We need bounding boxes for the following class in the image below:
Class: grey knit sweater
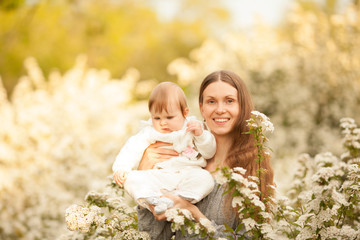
[137,184,248,239]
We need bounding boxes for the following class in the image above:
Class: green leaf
[224,223,234,233]
[235,223,244,233]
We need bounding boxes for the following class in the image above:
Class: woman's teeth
[214,118,228,122]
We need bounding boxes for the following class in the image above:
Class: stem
[254,225,263,239]
[336,196,353,227]
[255,128,263,201]
[279,209,296,237]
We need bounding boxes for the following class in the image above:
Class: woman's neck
[206,135,232,172]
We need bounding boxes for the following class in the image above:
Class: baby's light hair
[148,82,188,117]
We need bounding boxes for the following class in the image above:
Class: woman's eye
[227,99,234,104]
[208,100,215,104]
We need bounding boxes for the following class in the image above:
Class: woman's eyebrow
[205,95,236,98]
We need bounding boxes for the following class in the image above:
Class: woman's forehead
[203,81,238,96]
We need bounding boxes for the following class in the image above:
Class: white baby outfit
[112,116,216,212]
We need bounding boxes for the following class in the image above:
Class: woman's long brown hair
[199,70,274,201]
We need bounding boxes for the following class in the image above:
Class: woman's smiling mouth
[213,118,230,123]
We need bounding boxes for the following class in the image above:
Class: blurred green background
[1,0,359,154]
[1,0,360,155]
[2,0,353,94]
[0,0,230,95]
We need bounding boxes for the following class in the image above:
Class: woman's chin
[210,127,232,137]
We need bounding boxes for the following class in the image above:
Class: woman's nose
[215,103,225,114]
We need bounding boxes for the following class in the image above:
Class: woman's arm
[137,142,179,170]
[148,195,246,239]
[149,195,207,222]
[137,206,173,239]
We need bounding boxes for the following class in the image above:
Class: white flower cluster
[199,218,216,234]
[279,120,360,239]
[61,182,152,240]
[165,208,193,232]
[231,172,265,213]
[245,111,274,165]
[247,110,275,134]
[114,229,151,240]
[65,204,104,232]
[214,170,228,185]
[340,117,360,151]
[216,166,271,237]
[165,208,216,237]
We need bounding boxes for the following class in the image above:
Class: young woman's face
[200,81,239,137]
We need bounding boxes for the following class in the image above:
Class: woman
[137,70,274,239]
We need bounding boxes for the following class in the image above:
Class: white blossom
[231,172,245,182]
[242,218,258,231]
[314,152,338,167]
[165,209,185,225]
[232,196,244,208]
[65,204,104,233]
[311,167,335,183]
[199,218,216,233]
[249,110,275,133]
[340,118,356,130]
[233,167,247,175]
[214,171,228,185]
[297,227,316,240]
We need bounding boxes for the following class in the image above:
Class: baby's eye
[167,116,174,120]
[153,117,160,120]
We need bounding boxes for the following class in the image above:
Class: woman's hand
[138,142,179,170]
[150,195,207,222]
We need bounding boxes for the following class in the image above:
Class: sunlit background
[0,0,359,239]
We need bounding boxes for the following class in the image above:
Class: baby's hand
[113,170,128,187]
[186,120,203,137]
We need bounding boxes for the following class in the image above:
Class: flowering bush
[211,114,360,239]
[213,111,276,239]
[62,180,150,240]
[191,113,359,239]
[0,56,148,240]
[63,111,359,240]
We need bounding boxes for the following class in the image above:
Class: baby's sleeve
[112,129,151,173]
[194,130,216,159]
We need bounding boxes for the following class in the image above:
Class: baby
[112,82,216,214]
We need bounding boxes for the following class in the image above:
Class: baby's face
[150,105,186,133]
